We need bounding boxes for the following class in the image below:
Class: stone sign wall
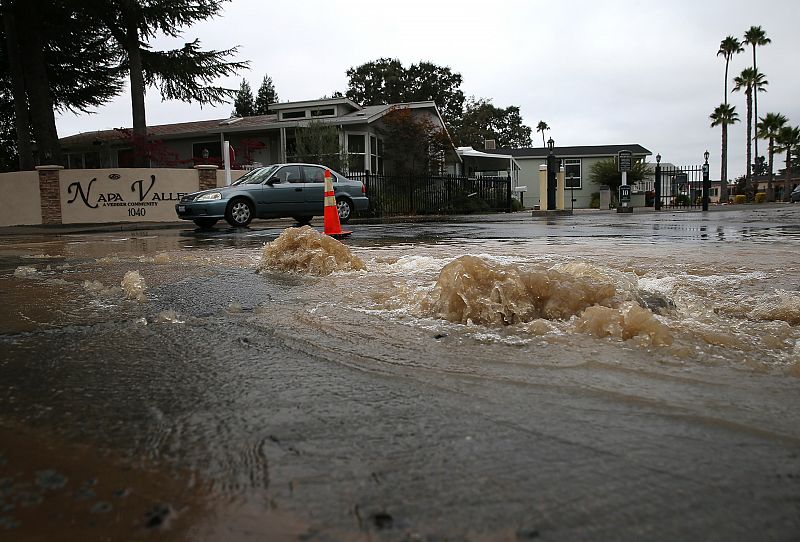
[0,166,249,227]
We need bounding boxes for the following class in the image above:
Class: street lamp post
[702,149,710,211]
[654,153,662,211]
[546,137,557,211]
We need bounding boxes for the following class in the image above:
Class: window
[273,165,302,183]
[370,136,383,173]
[347,134,366,172]
[193,142,222,161]
[564,158,581,189]
[310,108,335,117]
[302,165,326,183]
[281,111,306,120]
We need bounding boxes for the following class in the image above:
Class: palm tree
[710,103,739,203]
[776,125,800,201]
[732,68,768,198]
[756,112,788,201]
[536,121,549,147]
[717,36,744,105]
[743,26,771,191]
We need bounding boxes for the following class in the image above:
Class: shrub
[675,194,691,206]
[589,192,600,209]
[754,192,767,203]
[511,198,524,212]
[734,195,747,204]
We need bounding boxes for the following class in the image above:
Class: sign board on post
[618,150,632,173]
[619,184,631,203]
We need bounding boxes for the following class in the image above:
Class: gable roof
[493,144,651,158]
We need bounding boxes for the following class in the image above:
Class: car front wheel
[225,198,254,227]
[336,198,353,224]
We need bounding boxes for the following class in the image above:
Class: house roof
[268,97,361,112]
[492,144,651,158]
[59,101,445,148]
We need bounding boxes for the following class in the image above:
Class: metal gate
[654,164,704,210]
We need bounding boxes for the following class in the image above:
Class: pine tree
[254,74,278,115]
[232,79,255,117]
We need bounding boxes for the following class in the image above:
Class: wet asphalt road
[1,205,799,541]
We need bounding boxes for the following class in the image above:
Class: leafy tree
[345,58,465,124]
[290,120,348,171]
[732,67,768,198]
[717,36,744,105]
[454,98,532,149]
[710,103,739,203]
[776,125,800,200]
[377,106,450,176]
[232,79,255,117]
[589,158,650,198]
[254,74,278,115]
[756,112,788,200]
[536,121,550,147]
[1,0,123,168]
[85,0,248,166]
[743,26,770,186]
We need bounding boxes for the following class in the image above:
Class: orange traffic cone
[323,168,352,239]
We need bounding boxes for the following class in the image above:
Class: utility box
[600,185,611,209]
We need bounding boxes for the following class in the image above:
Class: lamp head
[547,137,554,153]
[704,150,710,163]
[656,153,661,164]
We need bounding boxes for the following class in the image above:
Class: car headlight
[197,192,222,201]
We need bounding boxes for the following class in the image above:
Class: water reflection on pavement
[1,206,799,541]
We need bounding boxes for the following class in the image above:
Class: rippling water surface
[1,208,799,540]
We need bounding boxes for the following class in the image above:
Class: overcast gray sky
[56,0,799,180]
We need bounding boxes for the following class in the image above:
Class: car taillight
[361,182,366,194]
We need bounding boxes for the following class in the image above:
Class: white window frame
[564,158,582,189]
[346,132,368,172]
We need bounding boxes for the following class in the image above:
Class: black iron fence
[654,164,705,210]
[348,172,512,217]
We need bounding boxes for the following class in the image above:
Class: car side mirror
[265,178,277,185]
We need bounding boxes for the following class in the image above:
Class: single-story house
[59,97,460,174]
[490,144,651,208]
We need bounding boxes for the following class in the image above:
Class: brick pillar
[195,165,219,191]
[36,165,64,225]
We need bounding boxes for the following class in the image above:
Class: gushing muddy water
[1,208,799,540]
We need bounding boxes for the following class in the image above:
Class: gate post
[654,154,662,211]
[506,175,512,212]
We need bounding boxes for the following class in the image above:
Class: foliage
[254,74,278,115]
[377,106,451,176]
[536,121,550,147]
[734,194,747,204]
[717,35,743,103]
[710,103,739,128]
[232,79,255,117]
[345,58,465,124]
[752,155,767,176]
[291,120,348,171]
[453,98,532,149]
[0,85,18,171]
[754,192,767,203]
[589,158,650,193]
[589,192,600,209]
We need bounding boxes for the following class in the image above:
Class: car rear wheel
[193,218,218,229]
[336,198,353,224]
[225,198,254,227]
[292,216,313,226]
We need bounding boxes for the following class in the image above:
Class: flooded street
[1,206,799,541]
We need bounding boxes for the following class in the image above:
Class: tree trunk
[720,122,728,203]
[785,150,793,202]
[15,0,61,165]
[123,1,148,167]
[2,4,34,170]
[745,90,753,200]
[767,138,774,202]
[752,47,759,200]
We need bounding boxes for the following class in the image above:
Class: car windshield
[232,165,280,185]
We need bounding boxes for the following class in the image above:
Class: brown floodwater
[1,208,799,540]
